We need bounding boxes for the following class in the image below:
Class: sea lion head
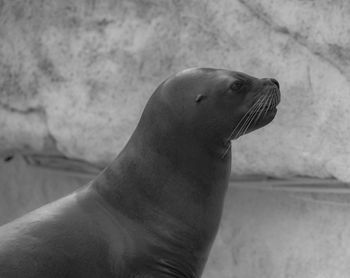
[135,68,280,156]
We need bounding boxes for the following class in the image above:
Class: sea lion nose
[270,78,279,89]
[261,78,280,89]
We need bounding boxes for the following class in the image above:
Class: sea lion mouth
[255,105,277,113]
[248,89,280,115]
[225,88,280,142]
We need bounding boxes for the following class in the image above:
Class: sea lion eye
[195,94,207,103]
[230,80,244,91]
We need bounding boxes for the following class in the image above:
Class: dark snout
[270,78,279,89]
[260,78,281,107]
[261,78,280,89]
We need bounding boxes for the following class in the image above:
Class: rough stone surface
[2,157,350,278]
[209,187,350,278]
[1,0,350,181]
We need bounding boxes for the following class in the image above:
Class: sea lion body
[0,68,280,278]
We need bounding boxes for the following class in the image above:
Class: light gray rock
[1,0,350,181]
[207,187,350,278]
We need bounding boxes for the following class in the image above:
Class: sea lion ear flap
[195,94,207,103]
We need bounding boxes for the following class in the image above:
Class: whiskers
[221,88,280,158]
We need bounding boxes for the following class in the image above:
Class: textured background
[1,0,350,181]
[1,1,350,277]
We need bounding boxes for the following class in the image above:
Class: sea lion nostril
[270,78,279,89]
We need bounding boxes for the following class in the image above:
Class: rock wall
[1,0,350,181]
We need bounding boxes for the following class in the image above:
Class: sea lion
[0,68,280,278]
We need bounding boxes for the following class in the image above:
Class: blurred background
[1,0,350,277]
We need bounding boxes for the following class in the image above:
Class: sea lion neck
[92,121,231,223]
[91,131,231,275]
[91,114,231,254]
